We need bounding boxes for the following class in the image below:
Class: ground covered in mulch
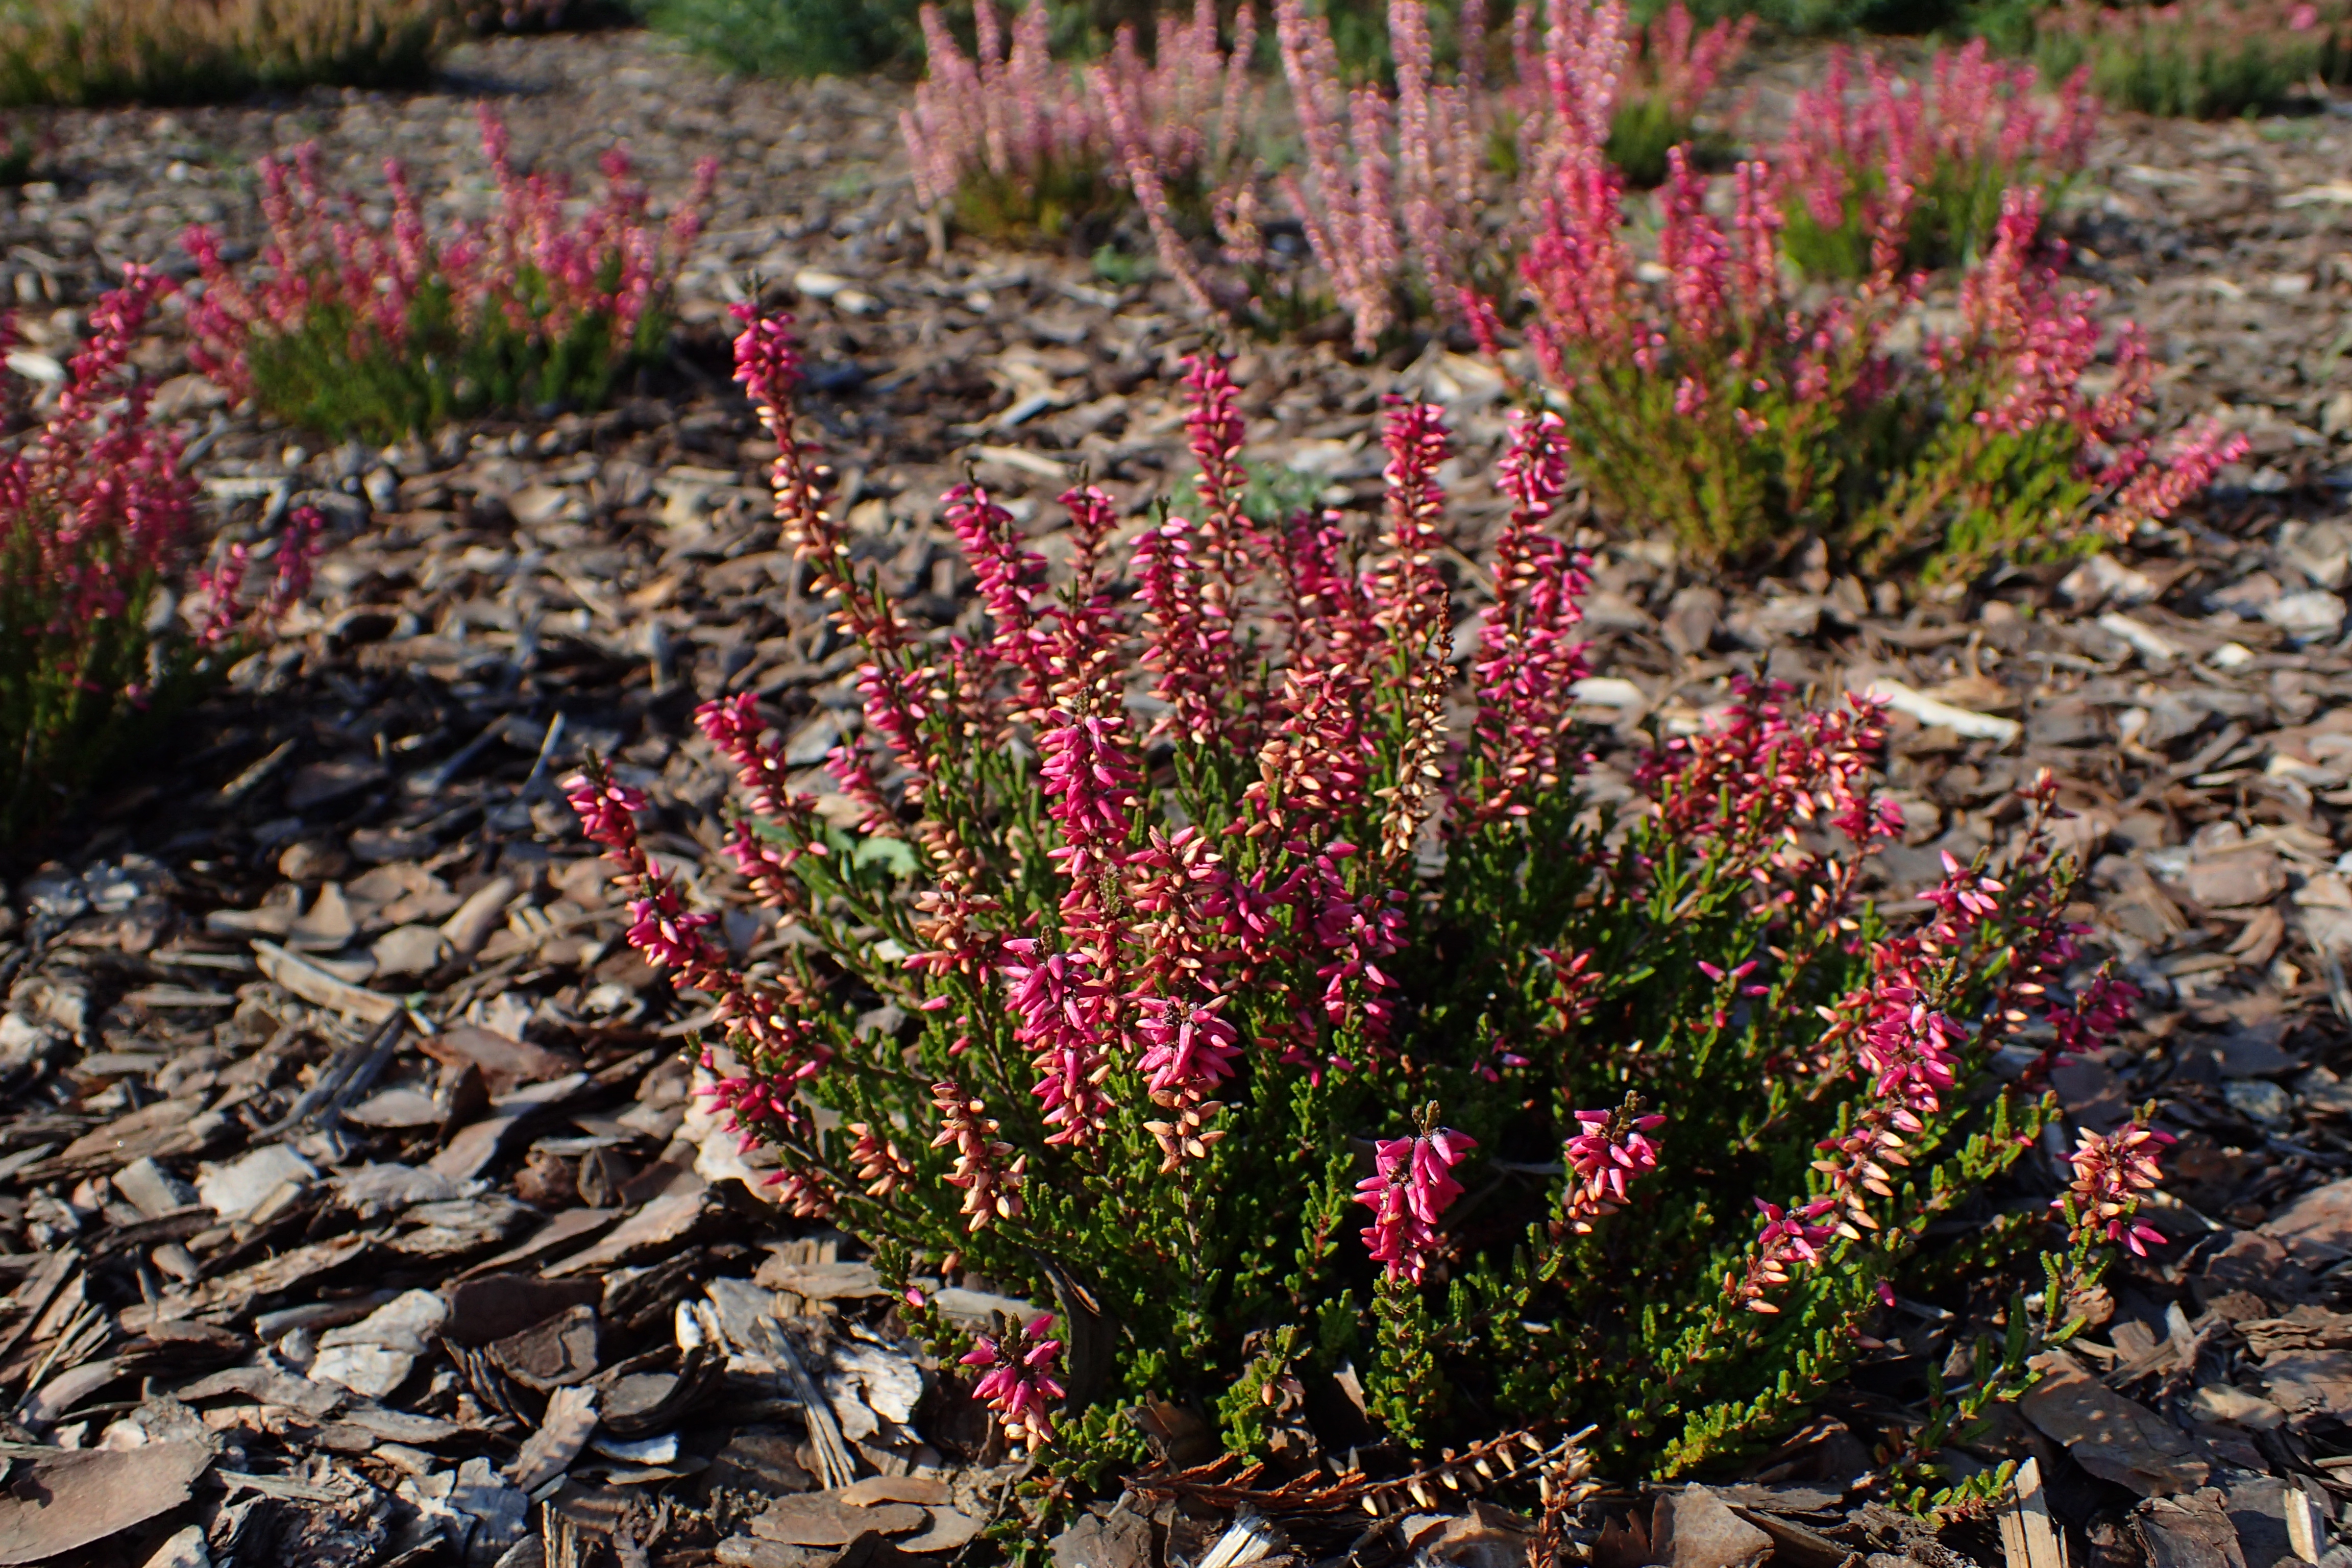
[8,23,2352,1568]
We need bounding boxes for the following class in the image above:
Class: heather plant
[183,108,715,442]
[0,0,452,108]
[1514,0,1755,189]
[1109,0,1747,350]
[0,269,315,844]
[1505,156,2245,573]
[1778,43,2093,279]
[568,317,2167,1506]
[2022,0,2346,117]
[903,0,1256,252]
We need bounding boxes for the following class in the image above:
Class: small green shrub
[0,271,314,845]
[185,110,714,442]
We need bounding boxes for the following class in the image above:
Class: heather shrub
[2024,0,2347,116]
[568,318,2168,1504]
[1113,0,1746,350]
[1778,43,2093,279]
[0,0,451,108]
[0,270,314,844]
[1585,2,1755,187]
[184,109,715,443]
[904,0,1256,250]
[1507,156,2244,573]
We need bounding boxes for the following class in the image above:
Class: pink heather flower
[626,889,721,970]
[849,1121,918,1198]
[995,938,1116,1146]
[1728,1198,1838,1312]
[961,1313,1066,1451]
[930,1082,1027,1232]
[565,772,648,851]
[2103,413,2249,542]
[1637,676,1897,865]
[1562,1103,1665,1231]
[945,479,1053,708]
[566,758,831,1093]
[1134,991,1242,1105]
[2049,969,2140,1059]
[1464,408,1591,826]
[2057,1122,2173,1256]
[1355,1125,1475,1283]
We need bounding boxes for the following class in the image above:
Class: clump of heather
[1517,0,1756,189]
[183,107,715,442]
[902,0,1254,250]
[2026,0,2345,117]
[1778,43,2094,278]
[1247,0,1747,349]
[0,0,451,109]
[0,270,315,843]
[1508,158,2244,573]
[568,320,2164,1504]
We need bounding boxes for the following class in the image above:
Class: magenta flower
[1355,1125,1475,1283]
[1563,1105,1665,1231]
[1728,1199,1838,1313]
[2057,1123,2173,1256]
[564,772,648,851]
[962,1313,1067,1451]
[1135,992,1242,1104]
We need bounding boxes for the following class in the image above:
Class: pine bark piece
[748,1492,925,1547]
[0,1442,214,1565]
[1651,1485,1775,1568]
[2021,1352,2211,1498]
[508,1384,600,1493]
[2135,1490,2246,1568]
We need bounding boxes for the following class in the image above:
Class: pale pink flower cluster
[905,0,1746,353]
[932,1082,1028,1232]
[1355,1127,1477,1284]
[2056,1123,2173,1257]
[1508,0,1751,186]
[961,1313,1067,1451]
[902,0,1094,209]
[1257,0,1750,351]
[906,0,1256,275]
[1093,0,1262,317]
